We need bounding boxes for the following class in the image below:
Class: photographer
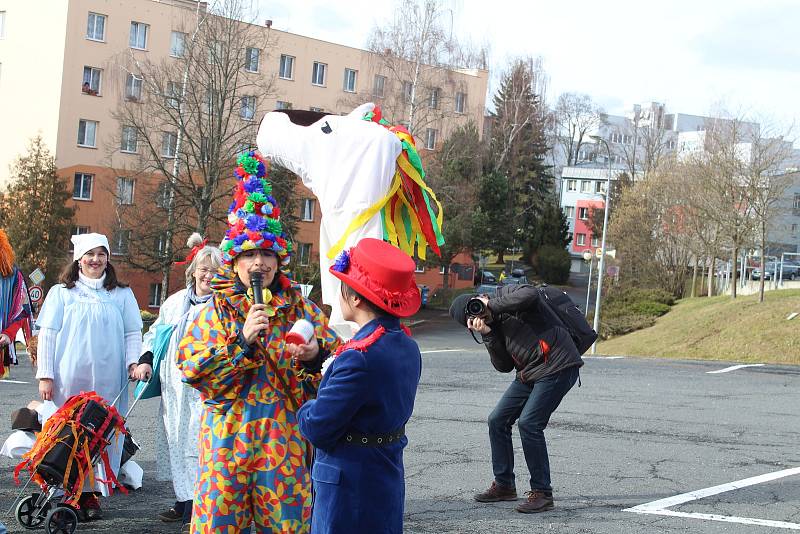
[449,285,583,514]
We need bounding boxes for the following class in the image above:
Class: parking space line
[624,467,800,529]
[584,356,625,360]
[0,379,29,384]
[421,349,465,354]
[707,364,765,374]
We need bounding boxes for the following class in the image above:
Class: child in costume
[0,229,33,378]
[34,233,142,519]
[297,238,423,534]
[132,234,222,530]
[177,152,340,534]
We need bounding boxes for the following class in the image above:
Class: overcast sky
[254,0,799,138]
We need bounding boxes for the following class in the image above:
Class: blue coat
[298,316,422,534]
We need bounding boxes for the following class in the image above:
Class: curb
[404,319,427,328]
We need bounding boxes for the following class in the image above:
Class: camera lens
[466,298,485,316]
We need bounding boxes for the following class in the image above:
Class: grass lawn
[598,289,800,364]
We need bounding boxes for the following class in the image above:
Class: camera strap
[469,329,484,344]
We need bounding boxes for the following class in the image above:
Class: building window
[276,100,292,110]
[666,140,676,150]
[567,179,577,192]
[82,66,101,95]
[156,181,170,208]
[578,207,589,220]
[125,74,143,101]
[581,180,591,193]
[309,106,323,112]
[425,129,437,150]
[116,177,135,205]
[301,198,315,222]
[567,232,573,244]
[312,62,327,86]
[208,40,224,64]
[428,87,440,109]
[111,230,131,255]
[414,261,425,273]
[72,226,90,237]
[455,92,466,113]
[595,181,605,194]
[200,137,211,163]
[120,125,138,153]
[77,120,97,148]
[240,95,256,120]
[343,68,357,93]
[166,81,182,109]
[162,132,177,158]
[439,265,446,274]
[792,223,798,234]
[373,75,386,98]
[576,233,586,246]
[129,21,149,50]
[170,31,186,57]
[73,173,93,200]
[297,243,312,266]
[402,81,413,103]
[279,54,294,79]
[154,233,168,257]
[86,12,105,41]
[564,206,575,219]
[794,193,800,210]
[591,235,599,247]
[245,47,260,72]
[148,283,163,307]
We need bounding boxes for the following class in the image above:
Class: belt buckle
[361,437,368,444]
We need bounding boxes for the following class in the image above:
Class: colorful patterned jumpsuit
[178,271,340,533]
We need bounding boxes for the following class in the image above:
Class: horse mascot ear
[256,103,444,335]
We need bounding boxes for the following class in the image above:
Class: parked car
[502,276,528,286]
[475,284,500,296]
[751,262,778,281]
[475,270,497,285]
[783,262,800,280]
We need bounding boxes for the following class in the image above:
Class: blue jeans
[488,366,579,492]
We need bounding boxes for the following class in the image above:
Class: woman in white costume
[35,233,143,520]
[132,234,221,532]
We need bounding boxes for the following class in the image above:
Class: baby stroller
[11,383,143,534]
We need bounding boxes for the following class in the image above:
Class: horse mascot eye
[256,103,444,334]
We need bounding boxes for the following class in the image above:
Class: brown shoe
[516,490,554,513]
[474,481,517,502]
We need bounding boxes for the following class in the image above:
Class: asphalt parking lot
[1,311,798,533]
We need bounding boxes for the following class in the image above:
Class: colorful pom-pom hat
[329,238,421,318]
[220,151,292,266]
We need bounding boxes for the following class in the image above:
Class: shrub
[597,286,676,339]
[535,245,571,285]
[140,310,157,321]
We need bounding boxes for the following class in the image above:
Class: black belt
[342,426,405,447]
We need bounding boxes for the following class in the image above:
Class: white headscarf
[71,233,111,261]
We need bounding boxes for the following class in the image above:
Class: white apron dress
[142,288,207,502]
[36,280,142,494]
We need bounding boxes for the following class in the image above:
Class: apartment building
[0,0,488,307]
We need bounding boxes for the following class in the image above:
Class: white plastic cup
[286,319,314,345]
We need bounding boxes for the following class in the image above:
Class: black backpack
[535,285,598,355]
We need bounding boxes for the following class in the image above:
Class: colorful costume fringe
[326,106,445,261]
[14,391,127,507]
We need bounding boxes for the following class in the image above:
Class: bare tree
[106,0,276,298]
[744,132,797,302]
[364,0,488,137]
[612,104,673,180]
[551,92,604,167]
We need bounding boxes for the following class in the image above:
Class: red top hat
[330,238,421,318]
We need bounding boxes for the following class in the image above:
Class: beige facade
[0,0,488,307]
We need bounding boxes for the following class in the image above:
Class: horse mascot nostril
[256,102,444,335]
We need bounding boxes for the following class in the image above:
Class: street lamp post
[589,135,613,354]
[583,250,593,317]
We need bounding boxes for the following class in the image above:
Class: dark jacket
[297,316,422,534]
[483,284,583,383]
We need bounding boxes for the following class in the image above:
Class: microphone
[251,271,263,305]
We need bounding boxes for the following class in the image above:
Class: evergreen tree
[489,59,553,263]
[527,199,570,257]
[0,136,75,289]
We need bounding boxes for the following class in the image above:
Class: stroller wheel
[45,506,78,534]
[15,494,50,529]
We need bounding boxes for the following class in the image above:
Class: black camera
[465,297,488,318]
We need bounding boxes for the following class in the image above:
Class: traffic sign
[29,285,43,303]
[29,268,45,285]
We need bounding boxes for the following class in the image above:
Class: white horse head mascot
[256,103,444,335]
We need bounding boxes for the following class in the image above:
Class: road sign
[29,268,45,285]
[29,285,43,303]
[595,248,603,259]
